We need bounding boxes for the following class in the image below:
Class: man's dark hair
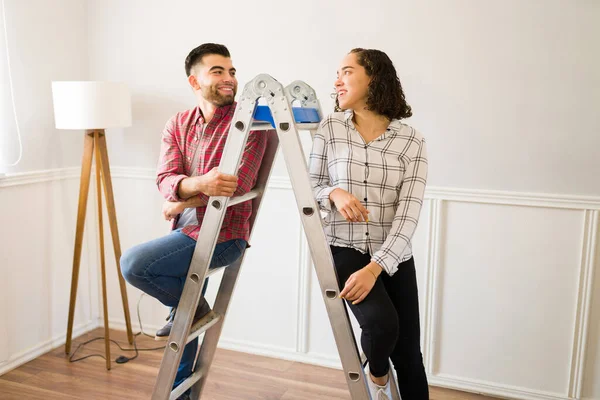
[335,48,412,120]
[185,43,231,77]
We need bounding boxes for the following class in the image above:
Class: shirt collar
[344,110,403,141]
[194,102,235,126]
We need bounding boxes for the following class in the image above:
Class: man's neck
[198,97,218,124]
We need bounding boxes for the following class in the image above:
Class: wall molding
[0,321,96,377]
[0,166,80,187]
[3,167,600,211]
[423,199,443,374]
[568,210,599,398]
[218,337,342,370]
[0,278,9,364]
[109,314,591,400]
[430,374,568,400]
[295,226,312,353]
[426,187,600,210]
[423,207,600,397]
[107,316,587,400]
[3,166,600,400]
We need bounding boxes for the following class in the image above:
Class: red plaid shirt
[156,103,268,244]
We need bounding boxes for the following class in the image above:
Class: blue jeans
[120,229,247,392]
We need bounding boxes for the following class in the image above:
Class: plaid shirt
[309,111,428,276]
[156,103,268,243]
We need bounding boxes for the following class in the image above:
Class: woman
[309,48,429,399]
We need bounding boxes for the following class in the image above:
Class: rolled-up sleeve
[156,117,188,201]
[233,129,268,196]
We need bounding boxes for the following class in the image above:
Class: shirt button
[365,232,369,236]
[187,156,191,161]
[364,198,367,201]
[365,162,369,166]
[364,145,368,149]
[363,180,367,184]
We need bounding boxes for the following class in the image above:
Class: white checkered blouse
[309,111,428,276]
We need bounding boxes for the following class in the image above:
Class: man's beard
[201,84,236,107]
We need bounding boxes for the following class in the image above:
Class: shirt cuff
[316,186,337,213]
[371,252,399,276]
[170,174,189,201]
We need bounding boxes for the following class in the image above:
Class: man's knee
[120,246,144,284]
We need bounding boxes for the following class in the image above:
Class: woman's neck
[352,107,390,142]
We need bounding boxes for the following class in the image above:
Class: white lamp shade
[51,81,132,130]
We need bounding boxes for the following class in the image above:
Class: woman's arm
[309,118,369,221]
[372,137,428,276]
[308,121,337,213]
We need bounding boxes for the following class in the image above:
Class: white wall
[84,3,600,397]
[1,1,599,400]
[2,167,599,400]
[85,1,600,398]
[86,0,600,195]
[0,0,93,374]
[100,169,600,400]
[0,170,98,374]
[0,0,88,173]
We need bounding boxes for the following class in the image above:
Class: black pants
[331,246,429,399]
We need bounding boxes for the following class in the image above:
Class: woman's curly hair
[335,48,412,120]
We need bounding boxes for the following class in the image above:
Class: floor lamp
[52,81,134,370]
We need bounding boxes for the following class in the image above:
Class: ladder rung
[228,189,260,207]
[295,122,319,131]
[185,311,221,345]
[169,370,203,400]
[250,122,319,131]
[254,105,320,123]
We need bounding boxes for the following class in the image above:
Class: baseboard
[5,167,597,400]
[0,321,588,400]
[0,320,97,376]
[98,319,590,400]
[218,337,343,370]
[106,317,160,336]
[429,374,568,400]
[211,340,581,400]
[106,317,342,369]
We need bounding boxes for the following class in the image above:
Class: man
[121,43,267,399]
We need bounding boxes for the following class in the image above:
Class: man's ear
[188,74,200,91]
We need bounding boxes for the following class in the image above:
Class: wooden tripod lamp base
[52,82,134,370]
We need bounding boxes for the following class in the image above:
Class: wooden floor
[0,328,496,400]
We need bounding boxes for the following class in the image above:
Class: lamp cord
[69,293,165,364]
